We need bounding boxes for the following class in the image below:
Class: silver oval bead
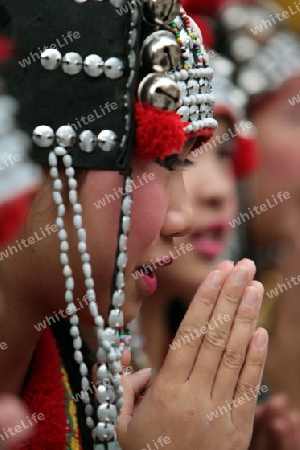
[97,364,110,381]
[141,30,181,73]
[56,126,76,147]
[116,272,125,290]
[54,146,67,156]
[138,73,180,111]
[122,196,132,215]
[104,57,124,79]
[83,54,104,78]
[98,130,117,152]
[85,404,94,417]
[62,52,83,75]
[32,125,54,148]
[117,252,128,270]
[108,309,124,327]
[122,216,131,234]
[79,130,96,153]
[112,290,125,308]
[143,0,180,25]
[41,48,62,70]
[119,234,127,252]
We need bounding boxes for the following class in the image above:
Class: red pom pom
[233,135,260,179]
[182,0,225,18]
[134,103,187,161]
[0,37,15,63]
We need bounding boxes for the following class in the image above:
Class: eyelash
[156,155,194,171]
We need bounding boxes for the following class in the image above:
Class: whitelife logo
[18,31,81,68]
[229,191,290,228]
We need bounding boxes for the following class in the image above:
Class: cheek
[128,168,167,264]
[79,172,123,270]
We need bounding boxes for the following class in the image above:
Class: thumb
[118,368,152,433]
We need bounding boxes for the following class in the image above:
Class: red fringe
[15,329,70,450]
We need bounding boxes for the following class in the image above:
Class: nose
[160,171,194,238]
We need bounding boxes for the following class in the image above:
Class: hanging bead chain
[49,143,132,442]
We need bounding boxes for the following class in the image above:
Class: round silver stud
[98,130,117,152]
[56,126,76,147]
[62,52,83,75]
[138,73,180,111]
[41,49,62,70]
[104,57,124,80]
[83,54,104,78]
[32,125,54,148]
[79,130,96,153]
[141,30,181,73]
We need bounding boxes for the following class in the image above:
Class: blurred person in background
[139,49,257,372]
[137,3,300,447]
[0,36,40,449]
[216,0,300,413]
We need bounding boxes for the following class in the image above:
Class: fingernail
[242,287,258,307]
[233,265,249,285]
[254,330,268,349]
[209,270,223,289]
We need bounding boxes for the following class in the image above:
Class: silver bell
[138,73,180,111]
[143,0,180,25]
[141,31,181,73]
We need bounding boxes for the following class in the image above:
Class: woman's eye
[156,156,194,171]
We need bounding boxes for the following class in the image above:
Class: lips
[190,222,229,259]
[135,256,175,296]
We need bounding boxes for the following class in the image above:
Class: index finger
[160,260,234,383]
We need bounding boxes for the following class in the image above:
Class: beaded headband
[2,1,217,171]
[1,1,217,448]
[217,1,300,99]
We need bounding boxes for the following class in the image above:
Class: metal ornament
[141,31,181,73]
[84,55,104,78]
[41,49,62,70]
[98,130,117,152]
[32,125,55,148]
[79,130,97,153]
[138,73,180,110]
[62,52,83,75]
[143,0,180,25]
